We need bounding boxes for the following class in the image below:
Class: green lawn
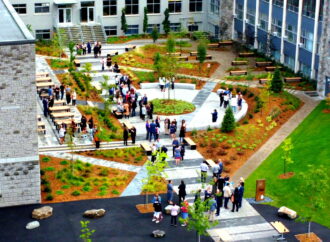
[244,101,330,228]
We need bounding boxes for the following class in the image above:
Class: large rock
[32,206,53,220]
[278,206,297,219]
[83,209,106,218]
[151,230,166,238]
[26,221,40,230]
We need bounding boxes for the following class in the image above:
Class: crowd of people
[75,41,102,58]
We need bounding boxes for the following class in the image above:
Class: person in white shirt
[224,94,230,109]
[230,95,237,113]
[159,77,165,92]
[71,90,77,106]
[200,161,209,183]
[170,203,180,226]
[223,183,232,209]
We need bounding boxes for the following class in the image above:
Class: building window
[287,0,299,13]
[126,25,139,35]
[35,3,50,13]
[125,0,139,15]
[284,55,295,70]
[104,26,117,36]
[259,13,268,31]
[12,4,27,14]
[36,29,51,40]
[285,24,297,43]
[169,0,182,13]
[271,18,282,36]
[147,24,160,33]
[189,0,202,12]
[170,23,181,32]
[302,0,316,18]
[246,8,255,24]
[271,50,281,61]
[300,62,311,77]
[273,0,284,7]
[300,29,313,52]
[210,0,219,14]
[103,0,117,16]
[235,4,243,20]
[188,24,199,32]
[147,0,160,14]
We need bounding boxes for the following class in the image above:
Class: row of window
[13,3,50,14]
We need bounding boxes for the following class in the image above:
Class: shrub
[60,160,69,165]
[43,186,52,193]
[46,194,54,201]
[99,168,109,176]
[71,190,81,196]
[270,68,283,93]
[41,178,48,185]
[221,108,236,133]
[40,169,45,176]
[55,190,64,195]
[248,92,254,98]
[243,119,249,124]
[237,150,245,156]
[45,167,55,172]
[82,186,92,192]
[248,113,254,119]
[42,157,51,163]
[111,189,120,195]
[230,156,237,161]
[61,185,71,189]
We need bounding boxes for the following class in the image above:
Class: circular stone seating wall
[140,83,195,90]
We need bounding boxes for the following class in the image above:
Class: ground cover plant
[244,101,330,228]
[188,83,302,176]
[78,105,122,141]
[152,99,196,115]
[40,155,136,203]
[76,147,147,166]
[36,39,66,58]
[46,58,70,70]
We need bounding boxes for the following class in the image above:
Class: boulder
[32,206,53,220]
[83,209,106,218]
[26,221,40,230]
[278,206,297,219]
[151,230,166,238]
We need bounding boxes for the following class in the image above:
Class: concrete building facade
[0,0,40,207]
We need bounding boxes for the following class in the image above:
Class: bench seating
[54,118,75,130]
[74,59,80,67]
[49,105,71,113]
[265,66,282,71]
[205,159,216,167]
[176,56,189,61]
[37,121,46,134]
[270,221,290,234]
[259,78,270,84]
[229,70,247,76]
[205,55,212,60]
[190,51,197,56]
[39,93,49,99]
[125,45,136,52]
[231,60,248,66]
[218,41,233,46]
[51,112,74,121]
[255,61,272,67]
[284,77,302,82]
[208,43,219,48]
[184,137,196,150]
[36,82,55,89]
[166,52,181,56]
[36,72,49,78]
[122,120,134,130]
[54,100,66,106]
[140,142,152,155]
[238,52,254,57]
[36,77,52,83]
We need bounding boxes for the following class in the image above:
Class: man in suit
[238,181,245,208]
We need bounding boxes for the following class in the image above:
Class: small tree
[80,221,95,242]
[153,52,161,75]
[162,8,171,35]
[197,40,207,73]
[180,198,218,242]
[143,7,148,34]
[270,68,283,93]
[65,125,76,175]
[81,63,93,103]
[121,8,128,34]
[221,107,236,132]
[296,166,329,237]
[166,34,176,54]
[68,41,76,72]
[281,138,294,176]
[151,25,159,43]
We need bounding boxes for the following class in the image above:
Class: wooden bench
[208,43,219,48]
[218,41,233,46]
[74,59,80,67]
[36,72,49,78]
[190,51,197,56]
[239,52,254,57]
[230,70,247,76]
[54,100,66,106]
[37,121,46,134]
[54,118,76,130]
[184,137,196,150]
[49,105,71,113]
[36,77,52,83]
[125,45,136,52]
[122,120,134,130]
[205,159,216,167]
[140,142,152,155]
[39,93,49,99]
[166,52,181,56]
[36,82,55,89]
[231,60,248,66]
[256,61,272,67]
[265,66,282,72]
[205,55,212,60]
[270,221,289,240]
[284,77,302,82]
[51,112,74,121]
[259,79,270,84]
[108,51,119,56]
[176,56,189,61]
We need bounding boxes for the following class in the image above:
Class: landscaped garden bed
[36,40,66,58]
[188,83,302,177]
[152,99,196,115]
[78,105,123,141]
[46,59,70,70]
[40,155,136,203]
[76,147,147,166]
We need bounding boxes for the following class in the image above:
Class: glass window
[302,0,316,18]
[300,62,311,77]
[247,8,255,24]
[235,4,243,20]
[36,29,50,40]
[147,0,160,14]
[285,24,297,43]
[169,0,181,13]
[147,24,160,33]
[271,50,281,61]
[284,55,295,70]
[35,3,50,13]
[188,24,199,32]
[210,0,219,14]
[271,18,282,36]
[259,12,268,30]
[12,4,27,14]
[126,25,139,35]
[300,29,314,52]
[104,26,117,36]
[287,0,299,13]
[189,0,202,12]
[103,0,117,16]
[125,0,139,15]
[170,23,181,32]
[273,0,284,7]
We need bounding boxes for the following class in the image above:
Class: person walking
[65,86,71,105]
[223,183,232,209]
[224,94,229,109]
[145,120,150,140]
[101,57,106,71]
[172,137,179,157]
[149,102,154,120]
[149,120,156,142]
[170,203,180,227]
[180,200,189,226]
[87,41,91,54]
[71,90,77,106]
[200,161,209,183]
[123,127,129,146]
[231,186,240,212]
[180,144,185,161]
[215,189,223,216]
[130,127,136,144]
[208,196,217,222]
[167,180,174,204]
[42,97,48,117]
[60,84,65,100]
[219,90,225,107]
[178,180,186,204]
[152,194,163,223]
[179,120,186,143]
[238,181,244,208]
[212,109,218,123]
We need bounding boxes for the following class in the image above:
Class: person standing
[170,122,177,138]
[180,200,189,226]
[231,95,237,113]
[149,102,154,120]
[178,180,186,204]
[208,196,217,222]
[164,118,170,135]
[179,120,186,143]
[215,189,223,216]
[194,189,201,203]
[237,92,243,111]
[218,159,224,176]
[42,97,49,117]
[59,124,66,145]
[65,86,71,105]
[94,128,100,149]
[238,181,244,208]
[87,41,91,54]
[151,143,157,163]
[200,161,209,183]
[174,146,181,165]
[224,94,229,109]
[145,120,150,140]
[223,183,232,209]
[101,57,106,71]
[93,44,99,58]
[212,109,218,123]
[219,90,225,107]
[60,84,65,100]
[71,90,77,106]
[167,180,174,204]
[54,85,60,100]
[212,161,220,178]
[123,102,130,119]
[204,186,212,201]
[180,144,185,161]
[231,186,240,212]
[141,105,147,121]
[123,127,129,146]
[152,195,163,224]
[170,203,180,227]
[149,120,156,142]
[130,127,136,144]
[172,137,179,157]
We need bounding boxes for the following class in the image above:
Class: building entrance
[81,2,94,23]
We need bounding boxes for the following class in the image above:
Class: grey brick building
[0,0,40,207]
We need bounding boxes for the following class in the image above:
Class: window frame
[35,29,51,40]
[103,0,117,16]
[169,22,181,32]
[125,0,139,15]
[34,3,50,14]
[189,0,203,12]
[146,24,160,33]
[12,4,27,14]
[168,0,182,13]
[126,25,139,35]
[146,0,160,14]
[104,26,117,36]
[210,0,219,15]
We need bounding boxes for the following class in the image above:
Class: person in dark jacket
[178,180,186,204]
[87,41,91,54]
[219,90,225,107]
[231,186,240,212]
[42,97,48,117]
[123,127,129,146]
[130,127,136,144]
[212,109,218,123]
[238,181,244,208]
[215,189,223,216]
[149,120,156,141]
[180,144,185,161]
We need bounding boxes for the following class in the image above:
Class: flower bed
[40,155,136,203]
[152,99,196,115]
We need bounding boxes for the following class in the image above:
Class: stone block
[278,206,297,219]
[26,221,40,230]
[83,209,106,218]
[32,206,53,220]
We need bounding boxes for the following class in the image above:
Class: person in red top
[180,200,189,226]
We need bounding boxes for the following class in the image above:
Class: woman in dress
[167,180,174,204]
[174,146,182,166]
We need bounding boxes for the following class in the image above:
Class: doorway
[58,8,72,24]
[81,2,94,23]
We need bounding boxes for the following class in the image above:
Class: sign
[255,179,266,201]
